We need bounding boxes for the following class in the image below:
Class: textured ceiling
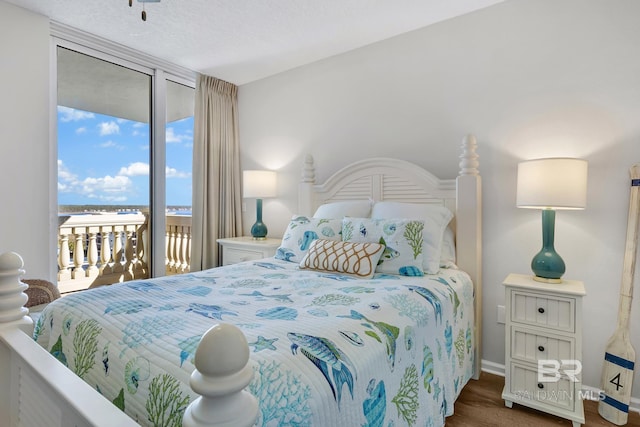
[6,0,503,85]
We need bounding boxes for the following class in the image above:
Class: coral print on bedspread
[34,258,474,427]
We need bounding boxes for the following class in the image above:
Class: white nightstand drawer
[222,247,264,265]
[511,327,575,364]
[217,237,281,266]
[511,290,575,333]
[509,363,576,412]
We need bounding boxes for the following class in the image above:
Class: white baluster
[187,229,192,272]
[182,226,191,273]
[165,225,171,275]
[176,227,185,274]
[140,220,149,274]
[99,228,113,276]
[113,228,124,273]
[124,228,135,281]
[71,230,85,279]
[86,232,99,277]
[135,223,146,275]
[183,323,258,427]
[58,232,72,281]
[168,226,177,274]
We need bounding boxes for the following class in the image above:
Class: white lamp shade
[243,170,277,198]
[516,158,588,210]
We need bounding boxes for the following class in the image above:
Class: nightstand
[502,273,586,427]
[217,236,280,266]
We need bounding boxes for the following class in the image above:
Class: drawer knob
[538,345,545,352]
[538,307,545,314]
[537,383,544,389]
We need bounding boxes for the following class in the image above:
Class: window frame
[49,22,196,279]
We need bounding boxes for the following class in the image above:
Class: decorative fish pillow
[371,202,453,274]
[342,217,425,276]
[274,216,342,263]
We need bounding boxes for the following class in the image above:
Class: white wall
[0,2,53,280]
[1,0,638,404]
[239,0,640,399]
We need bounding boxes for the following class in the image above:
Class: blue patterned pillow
[371,202,453,274]
[342,217,425,276]
[275,216,342,263]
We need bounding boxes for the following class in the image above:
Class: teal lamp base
[250,198,268,240]
[531,209,565,283]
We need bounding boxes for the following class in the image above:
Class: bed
[0,134,482,427]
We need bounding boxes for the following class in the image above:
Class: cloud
[81,175,132,194]
[119,162,149,176]
[76,127,87,134]
[58,159,135,202]
[58,106,95,122]
[100,140,124,150]
[116,162,190,179]
[166,127,193,144]
[57,160,78,189]
[99,121,120,136]
[166,166,191,178]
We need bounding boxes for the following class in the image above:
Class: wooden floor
[447,372,640,427]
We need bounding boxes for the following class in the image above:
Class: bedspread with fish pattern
[35,258,475,427]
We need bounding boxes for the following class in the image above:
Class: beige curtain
[190,74,243,271]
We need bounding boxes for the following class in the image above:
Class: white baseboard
[480,359,505,377]
[479,359,640,414]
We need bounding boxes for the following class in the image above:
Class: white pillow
[275,216,342,263]
[313,200,373,219]
[342,217,425,277]
[371,202,453,274]
[440,226,457,268]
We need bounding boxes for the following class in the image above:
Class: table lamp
[516,158,588,283]
[243,170,277,240]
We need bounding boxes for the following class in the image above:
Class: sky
[57,106,193,207]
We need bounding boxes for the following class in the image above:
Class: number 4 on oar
[598,164,640,425]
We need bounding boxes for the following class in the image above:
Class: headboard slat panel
[300,158,457,214]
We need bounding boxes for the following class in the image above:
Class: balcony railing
[165,214,192,276]
[57,213,191,294]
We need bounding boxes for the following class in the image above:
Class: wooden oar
[598,163,640,425]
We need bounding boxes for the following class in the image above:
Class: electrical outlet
[497,305,505,324]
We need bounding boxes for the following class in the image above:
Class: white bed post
[183,323,259,427]
[455,135,483,380]
[0,252,33,335]
[0,252,31,426]
[0,252,140,427]
[298,154,316,216]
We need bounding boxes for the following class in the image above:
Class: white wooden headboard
[298,135,483,378]
[298,157,457,229]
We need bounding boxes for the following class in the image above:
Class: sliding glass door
[55,43,194,292]
[164,80,194,276]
